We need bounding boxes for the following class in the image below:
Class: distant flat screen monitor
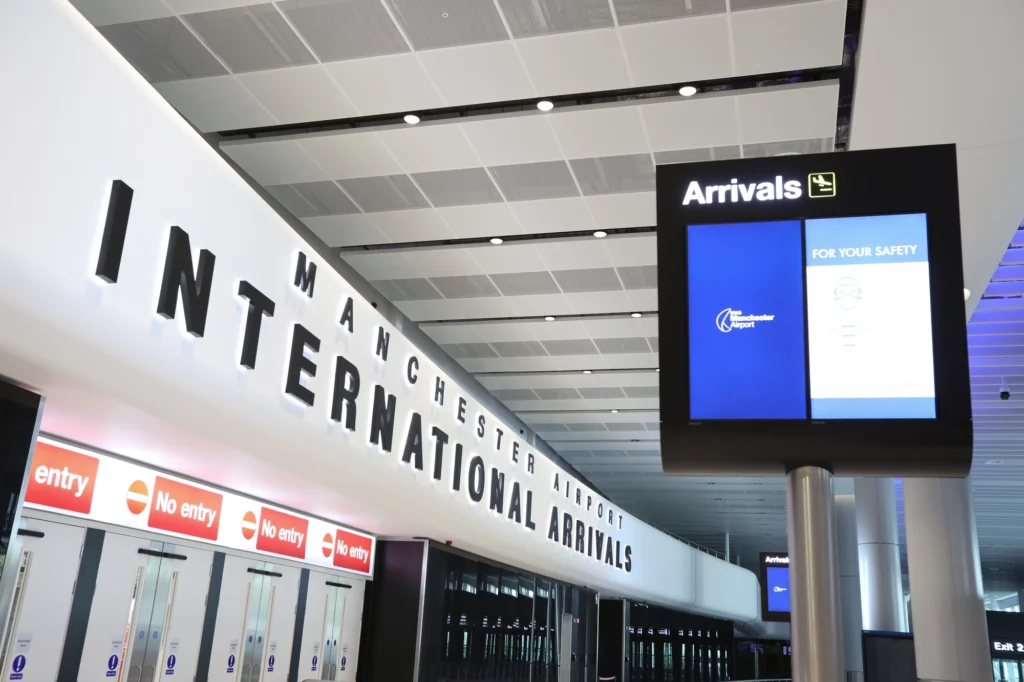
[687,213,936,421]
[759,553,790,622]
[765,566,791,613]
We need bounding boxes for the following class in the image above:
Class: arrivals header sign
[25,439,375,576]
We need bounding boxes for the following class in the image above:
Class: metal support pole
[787,466,844,682]
[725,532,730,563]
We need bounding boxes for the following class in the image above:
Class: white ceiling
[73,0,1024,589]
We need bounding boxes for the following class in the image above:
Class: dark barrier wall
[598,599,626,681]
[359,540,427,682]
[417,544,599,682]
[0,380,44,636]
[627,602,733,682]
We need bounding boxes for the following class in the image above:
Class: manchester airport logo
[808,172,836,198]
[716,308,776,332]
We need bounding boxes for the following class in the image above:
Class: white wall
[0,0,758,622]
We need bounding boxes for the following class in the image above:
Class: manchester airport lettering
[682,176,802,206]
[92,180,632,573]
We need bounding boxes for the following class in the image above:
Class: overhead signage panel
[24,439,376,577]
[657,145,972,476]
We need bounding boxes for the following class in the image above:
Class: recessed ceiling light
[679,85,698,97]
[489,237,503,245]
[655,368,660,372]
[404,114,420,125]
[610,409,619,413]
[631,312,642,318]
[544,315,555,321]
[537,100,554,112]
[582,370,592,374]
[988,460,1004,465]
[964,288,971,301]
[593,230,607,238]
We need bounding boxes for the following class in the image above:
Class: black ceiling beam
[217,66,842,141]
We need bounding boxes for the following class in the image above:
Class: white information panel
[805,213,936,419]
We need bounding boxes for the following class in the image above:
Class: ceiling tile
[497,0,613,37]
[743,137,833,158]
[489,161,580,201]
[164,0,266,11]
[342,251,416,279]
[552,268,623,293]
[617,265,658,290]
[468,242,550,273]
[613,0,726,24]
[157,76,276,133]
[296,132,404,179]
[492,341,550,358]
[371,209,454,242]
[605,422,646,432]
[184,5,315,73]
[220,140,323,185]
[537,241,611,269]
[237,65,357,124]
[732,0,846,74]
[536,388,583,400]
[412,168,504,207]
[549,106,650,159]
[509,198,596,233]
[518,29,631,95]
[619,14,732,86]
[417,42,535,105]
[339,175,430,212]
[377,125,482,173]
[429,275,501,299]
[384,0,509,50]
[570,154,655,195]
[491,388,540,401]
[324,54,446,115]
[98,17,227,83]
[441,342,500,359]
[647,337,660,352]
[70,0,173,26]
[434,203,523,238]
[461,115,564,166]
[595,337,652,353]
[737,84,838,144]
[641,97,739,151]
[731,0,818,12]
[304,214,387,247]
[654,147,712,165]
[579,387,627,399]
[586,192,656,228]
[265,181,359,218]
[623,386,660,398]
[490,271,562,296]
[371,278,444,301]
[277,0,409,62]
[566,423,608,432]
[543,339,600,356]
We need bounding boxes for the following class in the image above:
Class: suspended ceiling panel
[71,0,847,131]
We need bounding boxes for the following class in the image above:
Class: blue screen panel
[804,214,936,419]
[766,566,791,613]
[687,221,808,420]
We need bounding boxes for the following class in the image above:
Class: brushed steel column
[787,466,844,682]
[854,477,907,632]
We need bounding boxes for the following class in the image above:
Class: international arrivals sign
[87,178,634,574]
[25,439,375,575]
